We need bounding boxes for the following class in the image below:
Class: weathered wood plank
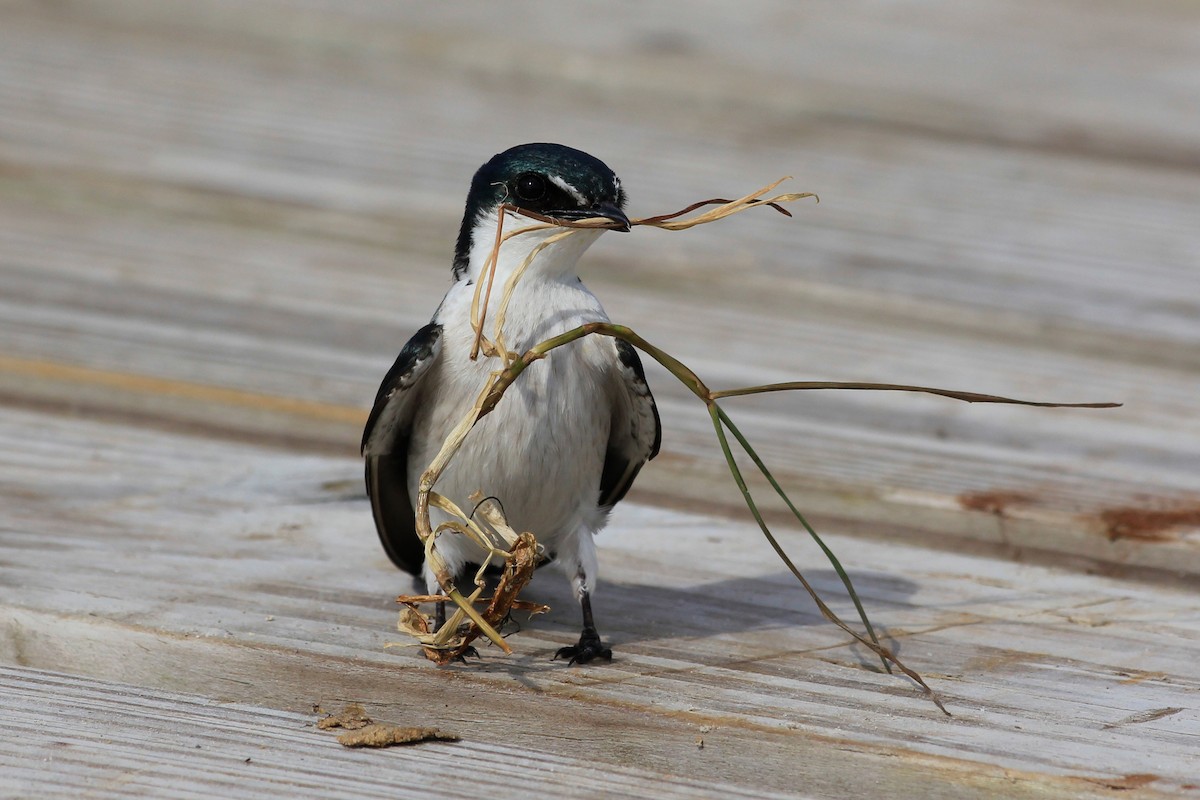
[1,409,1197,796]
[0,666,795,800]
[1,0,1197,579]
[3,204,1197,575]
[1,0,1199,796]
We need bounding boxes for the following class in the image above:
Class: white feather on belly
[406,269,616,576]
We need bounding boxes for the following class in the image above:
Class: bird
[361,143,661,664]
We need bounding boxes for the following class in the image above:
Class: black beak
[552,203,632,232]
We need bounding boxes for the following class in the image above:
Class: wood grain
[2,408,1198,796]
[0,667,794,800]
[1,1,1198,796]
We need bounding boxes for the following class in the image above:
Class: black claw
[451,645,480,664]
[554,628,612,665]
[498,612,521,637]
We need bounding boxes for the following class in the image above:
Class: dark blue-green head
[453,143,629,278]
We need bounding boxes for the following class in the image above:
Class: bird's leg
[553,537,611,665]
[431,598,481,662]
[425,569,450,633]
[426,569,478,661]
[555,590,612,665]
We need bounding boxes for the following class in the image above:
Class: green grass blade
[709,403,947,712]
[714,405,890,674]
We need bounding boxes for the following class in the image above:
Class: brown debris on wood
[315,703,459,749]
[337,724,460,749]
[316,703,371,731]
[1101,707,1183,730]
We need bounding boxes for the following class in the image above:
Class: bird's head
[453,143,629,280]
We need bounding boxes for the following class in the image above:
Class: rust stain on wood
[958,491,1035,516]
[316,702,460,748]
[1099,505,1200,542]
[1082,773,1160,791]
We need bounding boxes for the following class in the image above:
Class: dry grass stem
[393,176,1117,713]
[395,493,543,664]
[468,179,815,364]
[410,179,822,657]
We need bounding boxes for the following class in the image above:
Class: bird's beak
[552,203,632,232]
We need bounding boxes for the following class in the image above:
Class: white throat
[463,210,604,286]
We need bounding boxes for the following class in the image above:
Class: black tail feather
[365,453,424,576]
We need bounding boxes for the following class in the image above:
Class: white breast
[406,270,617,562]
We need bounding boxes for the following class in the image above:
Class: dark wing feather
[361,323,442,575]
[599,339,661,509]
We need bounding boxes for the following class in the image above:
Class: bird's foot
[554,627,611,665]
[451,645,480,664]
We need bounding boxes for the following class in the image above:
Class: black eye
[513,172,547,202]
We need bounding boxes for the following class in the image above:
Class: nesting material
[404,181,816,662]
[390,177,1116,715]
[395,493,547,665]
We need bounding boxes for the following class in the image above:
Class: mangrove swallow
[361,143,661,664]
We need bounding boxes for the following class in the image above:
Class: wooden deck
[2,1,1198,797]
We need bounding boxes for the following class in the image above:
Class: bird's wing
[599,339,662,509]
[361,322,442,575]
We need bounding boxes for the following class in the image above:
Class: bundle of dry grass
[392,178,1117,713]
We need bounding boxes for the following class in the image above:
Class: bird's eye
[514,173,548,202]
